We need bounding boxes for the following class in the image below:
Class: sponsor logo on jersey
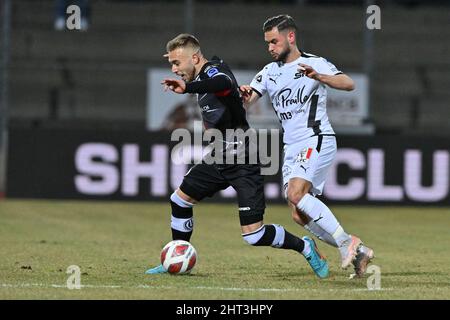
[282,166,292,178]
[239,207,251,211]
[293,107,306,114]
[256,75,262,82]
[201,104,218,114]
[206,67,219,78]
[296,147,313,163]
[274,85,309,109]
[268,72,282,84]
[294,71,304,79]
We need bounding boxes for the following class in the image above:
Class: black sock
[253,225,304,253]
[170,200,193,242]
[171,229,192,241]
[281,230,305,253]
[252,224,276,246]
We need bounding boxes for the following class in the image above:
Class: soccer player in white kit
[240,14,374,276]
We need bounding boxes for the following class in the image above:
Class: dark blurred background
[2,0,449,133]
[0,0,449,203]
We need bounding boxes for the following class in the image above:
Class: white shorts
[282,135,337,196]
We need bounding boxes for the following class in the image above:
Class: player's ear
[288,31,296,45]
[192,52,200,64]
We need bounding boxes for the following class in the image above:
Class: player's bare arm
[162,75,232,95]
[239,85,260,107]
[298,63,355,91]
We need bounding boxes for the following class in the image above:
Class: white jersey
[250,52,342,145]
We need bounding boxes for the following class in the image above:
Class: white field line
[0,283,395,292]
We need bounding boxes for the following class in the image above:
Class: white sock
[297,193,350,247]
[304,221,338,248]
[301,237,311,256]
[332,226,352,248]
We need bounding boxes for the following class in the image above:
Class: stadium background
[0,0,449,300]
[1,0,449,205]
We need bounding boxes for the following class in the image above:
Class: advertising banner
[7,129,449,205]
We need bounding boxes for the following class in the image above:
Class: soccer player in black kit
[145,34,329,278]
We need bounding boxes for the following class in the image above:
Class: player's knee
[172,189,197,205]
[286,187,308,205]
[242,224,265,245]
[286,179,311,205]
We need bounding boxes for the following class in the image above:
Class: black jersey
[186,56,249,134]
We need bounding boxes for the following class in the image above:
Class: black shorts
[179,163,266,226]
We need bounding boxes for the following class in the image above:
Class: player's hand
[239,85,253,103]
[298,64,320,81]
[161,79,186,94]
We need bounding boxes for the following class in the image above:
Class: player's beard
[276,45,291,63]
[183,67,196,82]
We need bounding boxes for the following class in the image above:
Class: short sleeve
[314,58,343,76]
[250,67,268,97]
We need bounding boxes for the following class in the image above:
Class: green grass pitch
[0,199,449,299]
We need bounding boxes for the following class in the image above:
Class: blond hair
[166,33,201,53]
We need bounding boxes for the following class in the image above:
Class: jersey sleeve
[250,66,268,97]
[207,65,234,83]
[314,58,343,76]
[185,64,234,95]
[185,75,232,94]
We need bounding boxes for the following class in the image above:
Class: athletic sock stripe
[170,192,194,208]
[171,216,194,232]
[254,225,276,246]
[271,224,286,248]
[241,224,265,237]
[242,225,266,245]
